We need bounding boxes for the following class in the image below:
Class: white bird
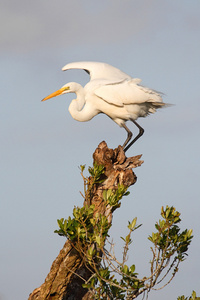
[42,61,166,152]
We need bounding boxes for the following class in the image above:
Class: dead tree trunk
[28,141,143,300]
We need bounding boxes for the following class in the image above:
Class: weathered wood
[28,141,143,300]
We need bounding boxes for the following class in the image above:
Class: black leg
[121,123,133,148]
[123,120,144,152]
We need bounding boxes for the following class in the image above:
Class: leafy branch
[54,163,194,299]
[178,291,200,300]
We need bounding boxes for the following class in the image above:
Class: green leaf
[95,235,101,246]
[130,217,137,229]
[129,264,135,273]
[124,191,130,196]
[187,229,193,238]
[80,164,85,172]
[87,245,95,257]
[192,291,196,299]
[122,265,128,274]
[103,190,108,201]
[120,236,126,242]
[166,207,171,218]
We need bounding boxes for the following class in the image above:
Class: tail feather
[148,102,172,114]
[151,102,172,108]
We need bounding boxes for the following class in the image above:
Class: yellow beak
[42,87,68,102]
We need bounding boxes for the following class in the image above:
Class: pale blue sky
[1,1,200,299]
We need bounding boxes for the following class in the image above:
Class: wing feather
[62,61,131,82]
[94,80,163,107]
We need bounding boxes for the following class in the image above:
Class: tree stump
[28,141,143,300]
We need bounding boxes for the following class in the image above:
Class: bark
[28,141,143,300]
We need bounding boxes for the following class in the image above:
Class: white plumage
[42,61,166,151]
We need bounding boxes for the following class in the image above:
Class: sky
[1,0,200,299]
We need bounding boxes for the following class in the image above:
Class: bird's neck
[72,88,85,111]
[68,88,94,122]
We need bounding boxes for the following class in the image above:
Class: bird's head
[42,82,84,102]
[41,84,72,102]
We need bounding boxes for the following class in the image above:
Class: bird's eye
[62,86,70,92]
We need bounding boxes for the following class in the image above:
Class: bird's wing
[62,61,132,82]
[94,79,163,107]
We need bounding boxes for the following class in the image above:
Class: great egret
[42,61,166,152]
